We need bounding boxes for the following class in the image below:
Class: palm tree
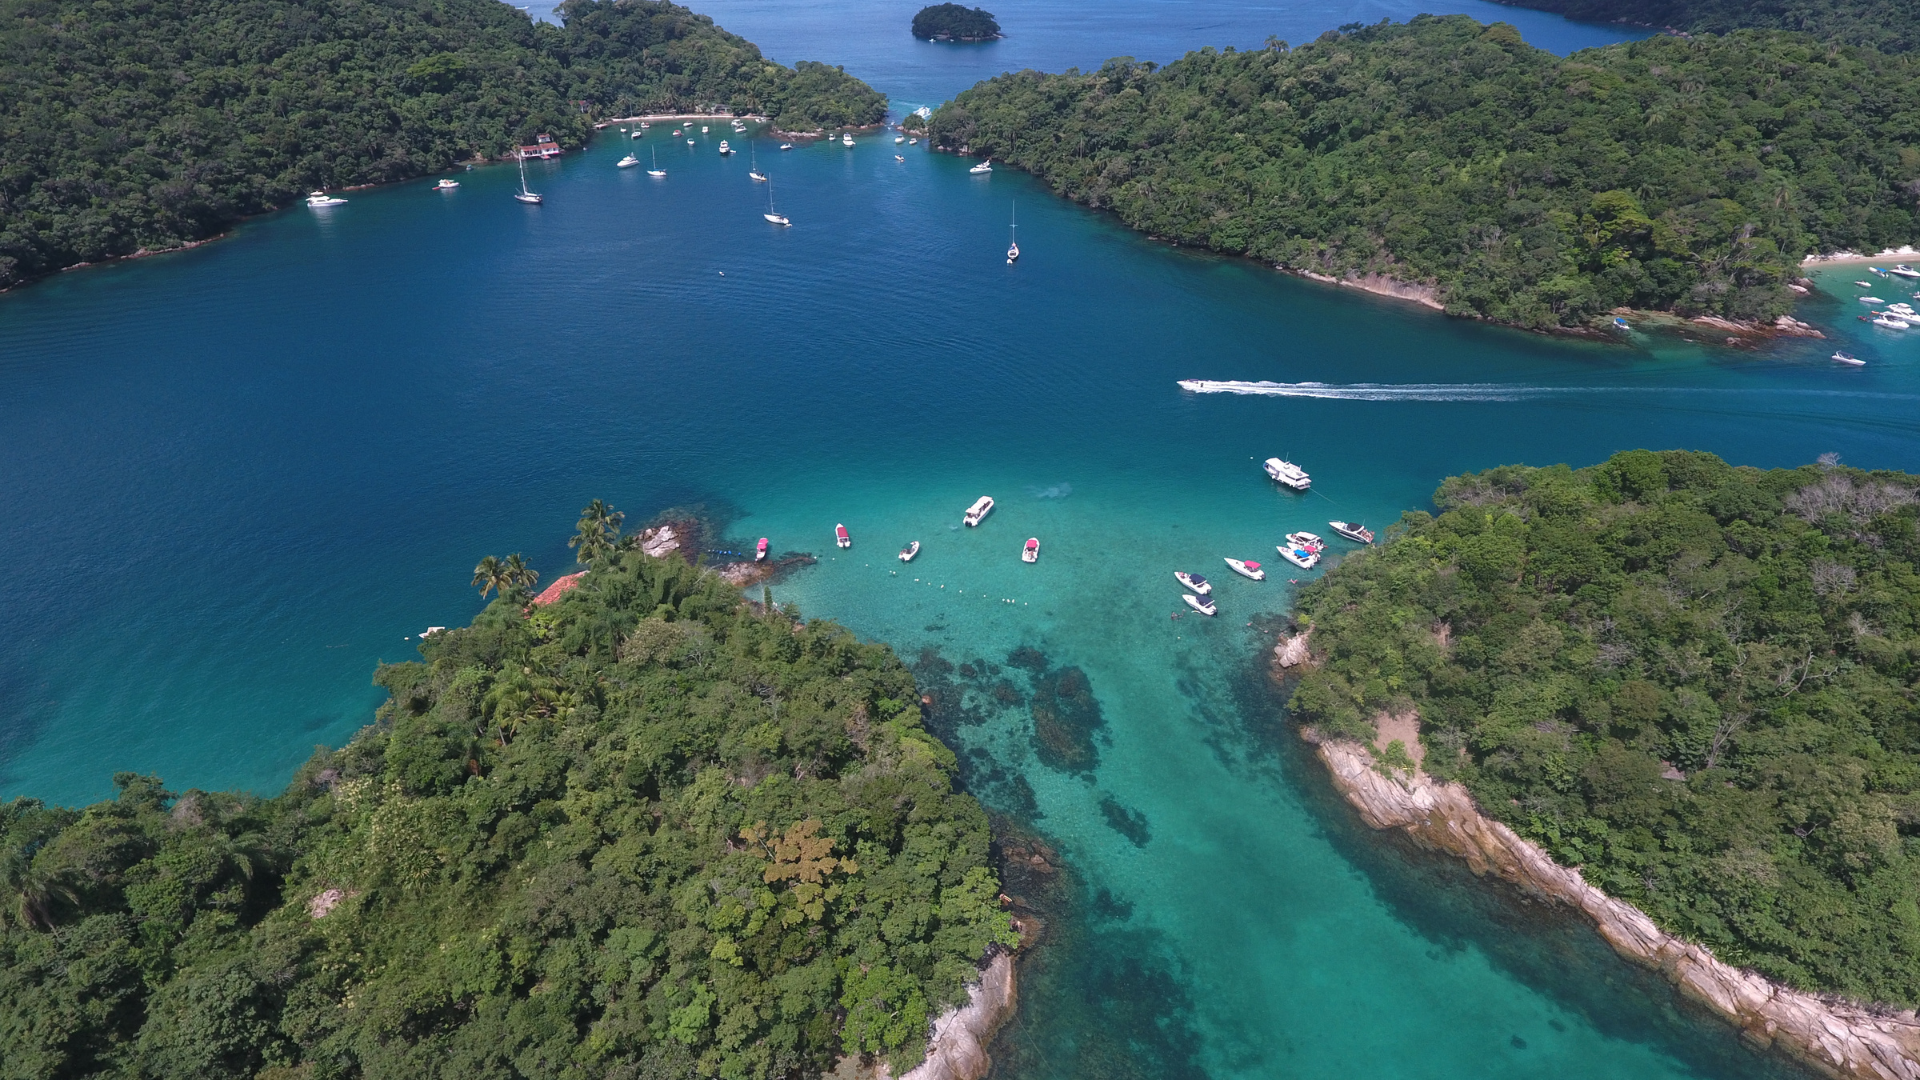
[502,553,539,594]
[577,500,625,543]
[472,555,512,598]
[0,850,76,932]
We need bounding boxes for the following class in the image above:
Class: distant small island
[912,3,1001,41]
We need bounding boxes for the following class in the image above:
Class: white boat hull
[764,214,790,226]
[900,543,920,562]
[1224,559,1265,581]
[1022,540,1039,563]
[1182,593,1216,616]
[1174,572,1210,595]
[1279,546,1319,569]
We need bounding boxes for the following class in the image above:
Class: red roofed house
[529,571,585,607]
[517,133,562,160]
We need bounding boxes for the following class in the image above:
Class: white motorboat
[763,177,790,226]
[306,190,346,207]
[896,134,906,144]
[718,140,732,155]
[835,523,851,549]
[702,126,709,133]
[1287,531,1326,552]
[617,152,639,168]
[1182,592,1217,617]
[1263,457,1310,490]
[963,495,995,526]
[648,148,666,177]
[512,156,542,203]
[432,178,459,190]
[1007,200,1019,263]
[1873,316,1910,329]
[969,160,992,174]
[756,537,769,562]
[780,142,793,150]
[1833,352,1865,365]
[1328,521,1374,544]
[1855,280,1873,287]
[633,125,647,136]
[687,138,696,146]
[843,133,856,146]
[1022,537,1040,563]
[909,137,919,144]
[1892,265,1920,278]
[1224,558,1265,581]
[1174,572,1211,595]
[900,541,920,562]
[1860,296,1886,304]
[1278,543,1320,569]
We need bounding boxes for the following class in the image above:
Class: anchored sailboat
[1007,201,1020,263]
[748,145,767,182]
[513,154,542,204]
[763,177,790,226]
[647,147,665,177]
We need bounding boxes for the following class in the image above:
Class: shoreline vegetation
[1281,451,1920,1077]
[928,17,1920,336]
[1493,0,1920,54]
[0,0,885,292]
[0,502,1017,1079]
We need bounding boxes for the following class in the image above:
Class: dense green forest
[0,0,885,290]
[929,18,1920,329]
[911,4,1000,42]
[1289,451,1920,1003]
[0,508,1013,1078]
[1499,0,1920,54]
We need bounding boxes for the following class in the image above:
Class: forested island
[1290,452,1920,1004]
[0,0,885,291]
[929,17,1920,330]
[911,4,1001,42]
[1499,0,1920,54]
[0,506,1013,1077]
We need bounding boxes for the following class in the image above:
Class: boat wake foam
[1177,380,1920,403]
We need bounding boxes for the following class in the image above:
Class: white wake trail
[1176,380,1562,401]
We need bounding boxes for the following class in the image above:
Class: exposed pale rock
[889,952,1017,1080]
[1305,732,1920,1080]
[639,525,679,558]
[307,888,347,919]
[1273,630,1312,668]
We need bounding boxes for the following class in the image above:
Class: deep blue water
[2,2,1912,1078]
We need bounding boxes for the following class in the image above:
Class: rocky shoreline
[1275,632,1920,1080]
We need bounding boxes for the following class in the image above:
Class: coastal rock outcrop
[1303,730,1920,1080]
[883,952,1017,1080]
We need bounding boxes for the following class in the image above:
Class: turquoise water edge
[3,1,1916,1077]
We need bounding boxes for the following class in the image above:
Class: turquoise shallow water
[3,3,1916,1077]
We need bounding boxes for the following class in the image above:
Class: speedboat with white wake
[963,496,994,526]
[1022,537,1040,563]
[756,537,769,561]
[835,523,851,549]
[1279,542,1320,569]
[1182,592,1217,616]
[1833,352,1865,365]
[1174,572,1210,595]
[1328,521,1374,544]
[306,190,347,207]
[900,541,920,562]
[1224,558,1265,581]
[1264,457,1310,490]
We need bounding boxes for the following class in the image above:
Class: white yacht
[1182,592,1217,617]
[1278,543,1320,570]
[701,125,709,133]
[1860,296,1886,304]
[1264,458,1310,490]
[900,541,920,562]
[432,179,459,191]
[306,190,347,207]
[718,140,732,155]
[909,137,919,144]
[617,151,640,168]
[780,142,793,151]
[1174,572,1210,595]
[969,160,992,174]
[1022,537,1040,563]
[1833,352,1866,365]
[895,134,905,144]
[1287,530,1326,552]
[842,133,856,146]
[1328,521,1374,544]
[1224,558,1265,581]
[1873,315,1910,328]
[1892,265,1920,278]
[963,496,995,526]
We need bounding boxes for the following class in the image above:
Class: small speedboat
[687,138,696,146]
[1873,316,1910,329]
[306,190,346,206]
[1264,457,1310,490]
[843,133,855,146]
[1329,521,1374,544]
[671,128,681,136]
[896,154,905,162]
[895,134,906,144]
[1860,296,1886,304]
[1182,592,1217,617]
[900,541,920,562]
[969,160,993,174]
[617,153,639,168]
[1855,280,1873,288]
[701,126,709,133]
[756,537,769,562]
[1612,316,1629,329]
[1287,531,1326,552]
[835,524,851,549]
[1224,558,1265,581]
[1833,352,1865,365]
[780,142,793,151]
[1892,265,1920,278]
[909,137,919,145]
[1279,544,1320,570]
[718,140,732,155]
[433,178,459,191]
[1022,537,1039,563]
[963,495,995,526]
[1174,572,1210,595]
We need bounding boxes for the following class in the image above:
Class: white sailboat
[513,155,542,204]
[1006,201,1019,263]
[647,147,665,177]
[748,146,766,182]
[763,177,790,226]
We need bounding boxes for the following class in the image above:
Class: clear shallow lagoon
[1,3,1912,1078]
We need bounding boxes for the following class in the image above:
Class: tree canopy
[1290,451,1920,1004]
[911,5,1001,42]
[0,0,885,290]
[929,17,1920,329]
[1498,0,1920,54]
[0,529,1012,1077]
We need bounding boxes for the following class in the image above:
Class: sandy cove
[1274,631,1920,1080]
